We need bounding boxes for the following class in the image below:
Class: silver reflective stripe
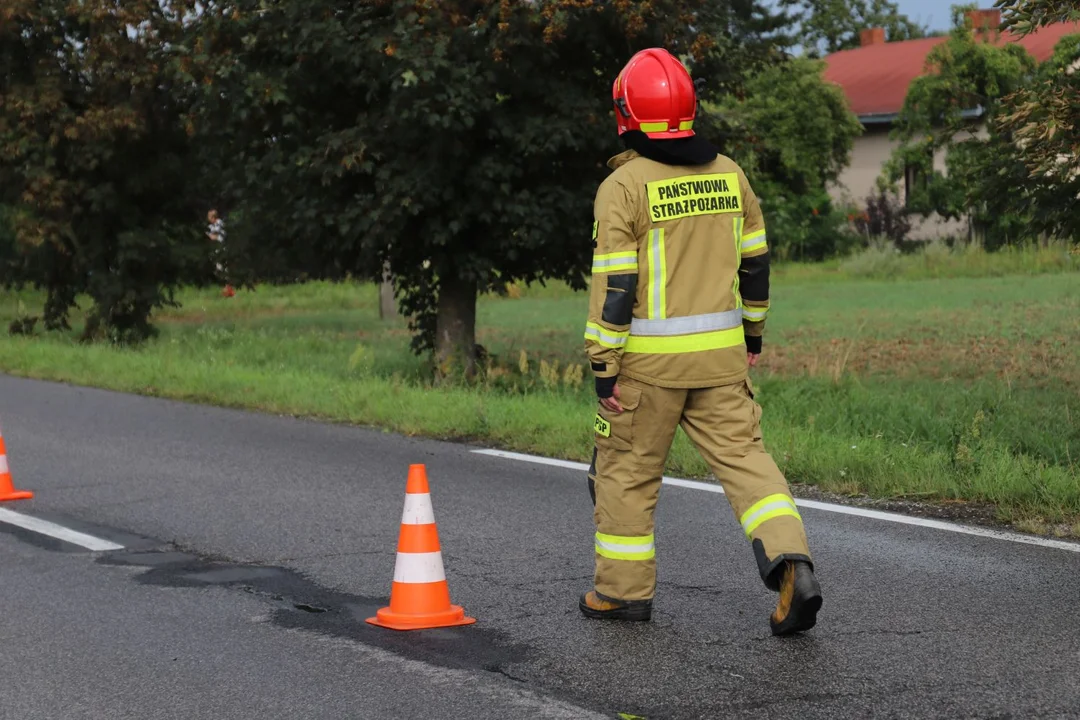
[585,325,627,347]
[650,229,663,318]
[630,309,743,337]
[742,307,768,320]
[741,232,766,250]
[593,255,637,270]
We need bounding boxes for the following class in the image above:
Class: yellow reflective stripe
[584,322,628,349]
[658,231,667,318]
[640,121,692,133]
[592,220,598,240]
[733,217,744,308]
[595,545,655,561]
[625,326,743,354]
[593,261,638,274]
[596,532,654,545]
[740,494,802,538]
[595,532,655,561]
[594,251,637,262]
[742,304,769,322]
[647,228,666,319]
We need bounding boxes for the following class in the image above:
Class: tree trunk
[434,273,477,380]
[378,261,397,320]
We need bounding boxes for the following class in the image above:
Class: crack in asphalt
[725,683,918,711]
[831,628,965,638]
[268,550,387,562]
[484,664,529,684]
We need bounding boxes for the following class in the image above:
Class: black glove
[595,375,617,399]
[745,335,762,355]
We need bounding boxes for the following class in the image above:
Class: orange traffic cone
[366,464,475,631]
[0,426,33,502]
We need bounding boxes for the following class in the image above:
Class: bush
[853,189,912,249]
[759,184,863,261]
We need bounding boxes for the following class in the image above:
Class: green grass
[774,239,1079,284]
[2,243,1079,535]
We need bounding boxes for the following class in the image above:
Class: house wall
[830,125,896,208]
[828,124,975,241]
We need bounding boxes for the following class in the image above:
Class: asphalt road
[2,374,1080,720]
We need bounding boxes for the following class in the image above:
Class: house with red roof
[821,8,1080,239]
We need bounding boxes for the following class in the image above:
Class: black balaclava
[620,129,718,167]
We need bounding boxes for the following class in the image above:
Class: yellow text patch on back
[646,173,741,222]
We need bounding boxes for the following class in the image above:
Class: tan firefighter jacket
[584,148,771,389]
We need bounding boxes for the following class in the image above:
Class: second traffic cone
[0,427,33,502]
[366,464,475,631]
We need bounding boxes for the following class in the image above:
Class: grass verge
[2,243,1078,536]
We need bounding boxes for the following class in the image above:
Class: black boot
[769,560,822,636]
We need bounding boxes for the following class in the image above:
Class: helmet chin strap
[620,130,718,167]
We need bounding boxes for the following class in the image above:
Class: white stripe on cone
[401,493,436,525]
[392,551,447,584]
[0,456,7,474]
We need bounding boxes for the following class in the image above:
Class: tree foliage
[780,0,930,56]
[186,0,790,374]
[1,0,933,363]
[0,0,209,342]
[995,0,1080,34]
[717,57,864,259]
[994,0,1080,241]
[881,5,1039,246]
[720,57,862,194]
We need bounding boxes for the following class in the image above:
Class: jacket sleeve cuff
[745,335,762,354]
[595,375,617,399]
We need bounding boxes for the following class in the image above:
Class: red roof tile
[822,22,1080,118]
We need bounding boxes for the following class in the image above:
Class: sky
[893,0,955,32]
[761,0,962,35]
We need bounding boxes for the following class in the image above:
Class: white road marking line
[0,508,124,552]
[471,448,1080,554]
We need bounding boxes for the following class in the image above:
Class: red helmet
[612,48,697,139]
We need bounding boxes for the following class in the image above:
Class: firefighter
[580,48,822,636]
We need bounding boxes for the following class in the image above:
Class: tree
[188,0,791,378]
[994,0,1080,241]
[0,0,210,342]
[880,4,1039,247]
[996,0,1080,31]
[780,0,930,57]
[719,57,862,195]
[714,56,864,259]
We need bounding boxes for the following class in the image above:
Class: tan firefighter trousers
[588,374,812,602]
